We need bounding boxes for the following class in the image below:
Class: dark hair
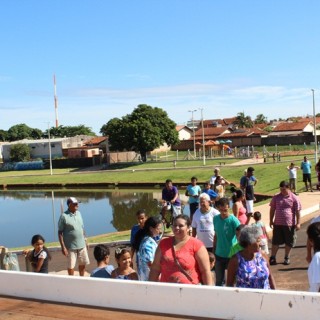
[133,216,162,250]
[253,211,262,221]
[216,197,229,207]
[247,167,254,172]
[136,209,146,217]
[191,176,197,181]
[208,252,216,263]
[93,244,110,263]
[215,175,222,182]
[165,179,172,184]
[279,180,290,188]
[173,214,191,228]
[232,189,243,203]
[31,234,51,260]
[114,248,131,261]
[307,222,320,253]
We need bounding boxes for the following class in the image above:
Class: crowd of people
[22,156,320,293]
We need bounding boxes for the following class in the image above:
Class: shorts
[289,178,296,190]
[303,173,311,183]
[68,247,90,269]
[272,225,297,248]
[245,200,254,214]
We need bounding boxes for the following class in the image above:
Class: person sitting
[90,244,114,278]
[226,225,276,289]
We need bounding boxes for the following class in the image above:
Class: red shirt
[159,236,203,284]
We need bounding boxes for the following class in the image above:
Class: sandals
[284,257,290,265]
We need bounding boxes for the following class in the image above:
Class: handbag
[171,239,195,284]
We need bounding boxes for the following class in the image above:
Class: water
[0,189,189,248]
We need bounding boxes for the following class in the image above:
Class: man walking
[58,197,90,276]
[240,167,258,223]
[269,181,301,265]
[301,156,313,192]
[185,176,201,222]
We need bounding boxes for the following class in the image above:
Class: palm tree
[254,114,268,124]
[235,112,253,128]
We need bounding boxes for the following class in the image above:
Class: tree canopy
[235,112,253,128]
[7,124,36,141]
[100,104,179,161]
[44,125,95,138]
[254,114,268,124]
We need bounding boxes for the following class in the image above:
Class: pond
[0,189,190,248]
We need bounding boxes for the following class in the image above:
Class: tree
[235,112,253,128]
[7,124,33,141]
[100,104,179,161]
[0,129,8,142]
[10,143,30,162]
[45,125,95,138]
[254,114,268,124]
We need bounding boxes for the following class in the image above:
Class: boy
[185,176,201,222]
[213,197,240,286]
[90,244,114,278]
[287,162,299,195]
[130,209,148,261]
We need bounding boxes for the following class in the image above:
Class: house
[1,135,95,162]
[265,120,316,145]
[175,125,193,140]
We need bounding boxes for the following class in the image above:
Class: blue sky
[1,1,320,134]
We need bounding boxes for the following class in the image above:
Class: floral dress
[236,252,270,289]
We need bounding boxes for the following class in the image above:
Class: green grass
[0,154,316,196]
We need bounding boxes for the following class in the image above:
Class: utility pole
[312,89,318,163]
[199,108,206,165]
[188,109,197,157]
[53,74,59,128]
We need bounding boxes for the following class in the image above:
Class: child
[228,224,245,257]
[252,211,269,254]
[213,197,240,286]
[130,209,148,261]
[306,222,320,292]
[185,176,201,222]
[208,252,216,285]
[287,162,299,195]
[111,248,138,280]
[23,234,51,273]
[213,176,226,199]
[90,244,114,278]
[202,181,218,206]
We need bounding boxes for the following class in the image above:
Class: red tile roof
[84,136,108,145]
[272,121,311,132]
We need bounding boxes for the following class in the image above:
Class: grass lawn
[0,155,316,195]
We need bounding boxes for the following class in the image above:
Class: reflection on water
[0,189,189,248]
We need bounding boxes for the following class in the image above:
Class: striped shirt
[270,192,301,226]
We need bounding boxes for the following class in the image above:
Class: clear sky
[1,0,320,134]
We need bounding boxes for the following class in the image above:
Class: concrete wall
[0,271,319,319]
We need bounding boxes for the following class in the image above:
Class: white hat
[67,197,79,205]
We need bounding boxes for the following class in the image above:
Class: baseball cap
[67,197,79,205]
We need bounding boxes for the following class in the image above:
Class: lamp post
[311,89,318,163]
[199,108,206,165]
[188,109,197,157]
[47,122,53,175]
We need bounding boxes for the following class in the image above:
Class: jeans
[215,255,230,286]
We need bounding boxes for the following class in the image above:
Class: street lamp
[188,109,197,157]
[199,108,206,165]
[311,89,318,163]
[46,122,53,175]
